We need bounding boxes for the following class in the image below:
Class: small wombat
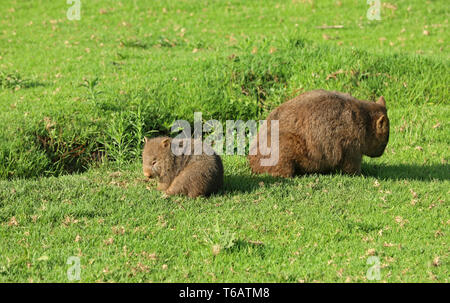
[248,89,389,177]
[142,136,224,197]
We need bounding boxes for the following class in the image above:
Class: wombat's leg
[269,160,296,177]
[341,154,362,175]
[165,162,213,198]
[157,182,170,191]
[249,131,299,178]
[164,170,192,197]
[254,152,296,178]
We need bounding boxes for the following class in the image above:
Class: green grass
[0,0,448,282]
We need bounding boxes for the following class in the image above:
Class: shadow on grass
[0,71,47,90]
[226,239,267,258]
[1,80,47,90]
[362,163,449,181]
[223,173,295,194]
[223,162,448,194]
[21,80,47,89]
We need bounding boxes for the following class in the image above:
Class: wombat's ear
[376,96,386,107]
[144,137,149,143]
[376,115,388,133]
[160,138,170,148]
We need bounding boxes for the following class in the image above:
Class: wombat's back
[269,90,364,124]
[269,90,373,140]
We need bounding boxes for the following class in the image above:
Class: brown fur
[142,136,224,197]
[248,89,390,177]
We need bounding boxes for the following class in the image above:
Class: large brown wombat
[143,137,224,197]
[248,90,389,177]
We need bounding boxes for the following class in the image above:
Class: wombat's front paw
[157,182,169,191]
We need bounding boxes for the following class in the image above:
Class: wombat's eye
[152,160,157,165]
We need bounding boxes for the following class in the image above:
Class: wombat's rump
[143,137,224,197]
[248,89,390,177]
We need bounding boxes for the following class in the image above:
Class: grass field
[0,0,448,282]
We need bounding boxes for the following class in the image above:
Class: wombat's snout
[370,140,388,158]
[143,168,153,178]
